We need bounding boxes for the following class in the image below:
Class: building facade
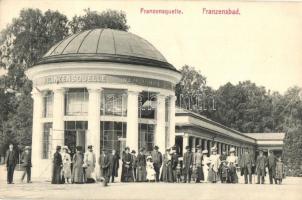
[26,29,285,179]
[26,29,182,177]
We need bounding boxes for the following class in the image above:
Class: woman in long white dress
[208,146,221,183]
[146,156,156,182]
[202,150,210,183]
[62,146,72,184]
[226,147,238,183]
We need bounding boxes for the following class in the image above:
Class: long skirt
[203,166,209,182]
[62,164,71,179]
[136,166,146,182]
[122,165,133,182]
[228,165,238,183]
[208,168,219,183]
[161,164,173,182]
[196,166,204,182]
[72,166,84,183]
[52,166,62,184]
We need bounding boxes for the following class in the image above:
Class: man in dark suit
[109,149,120,183]
[183,146,193,183]
[21,146,32,183]
[5,144,17,184]
[240,148,254,184]
[256,150,267,184]
[267,150,277,184]
[99,149,111,186]
[151,146,162,182]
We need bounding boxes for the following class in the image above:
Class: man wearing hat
[131,150,137,181]
[5,144,17,184]
[99,148,110,186]
[52,146,63,184]
[202,149,210,182]
[121,147,133,182]
[193,145,204,183]
[171,146,179,182]
[239,148,254,184]
[183,146,193,183]
[151,145,162,182]
[267,150,277,184]
[84,145,96,183]
[21,146,32,183]
[136,148,146,182]
[256,149,267,184]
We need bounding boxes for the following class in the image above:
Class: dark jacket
[110,154,120,177]
[183,151,193,169]
[240,153,254,169]
[256,155,267,176]
[151,151,162,166]
[5,150,17,167]
[99,153,110,169]
[267,154,276,169]
[171,153,179,170]
[21,152,32,167]
[137,153,146,167]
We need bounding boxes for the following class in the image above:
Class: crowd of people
[4,143,285,186]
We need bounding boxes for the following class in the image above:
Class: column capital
[128,89,141,95]
[53,87,66,94]
[87,87,102,93]
[169,95,177,101]
[31,87,43,98]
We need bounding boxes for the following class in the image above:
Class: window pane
[65,88,88,116]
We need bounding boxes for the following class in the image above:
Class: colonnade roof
[175,108,257,143]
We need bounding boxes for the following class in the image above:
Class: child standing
[220,161,229,183]
[176,163,182,183]
[275,157,285,185]
[146,156,156,182]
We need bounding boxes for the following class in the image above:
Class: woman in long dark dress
[121,147,133,182]
[52,146,63,184]
[136,148,146,182]
[72,146,84,184]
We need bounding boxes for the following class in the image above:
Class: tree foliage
[69,9,129,33]
[0,8,130,157]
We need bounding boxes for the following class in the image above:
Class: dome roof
[38,28,177,71]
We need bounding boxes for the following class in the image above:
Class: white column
[182,134,189,155]
[52,88,65,153]
[126,90,139,153]
[192,137,196,152]
[88,88,101,177]
[155,94,166,152]
[168,95,176,147]
[31,89,44,177]
[203,139,208,150]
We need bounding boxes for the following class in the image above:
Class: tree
[69,9,130,33]
[0,9,69,156]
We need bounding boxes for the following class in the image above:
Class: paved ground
[0,166,301,200]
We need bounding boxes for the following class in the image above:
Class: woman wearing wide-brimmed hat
[208,146,221,183]
[226,147,238,183]
[61,146,72,183]
[121,147,133,182]
[72,146,84,184]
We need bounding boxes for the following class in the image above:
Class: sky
[0,0,301,94]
